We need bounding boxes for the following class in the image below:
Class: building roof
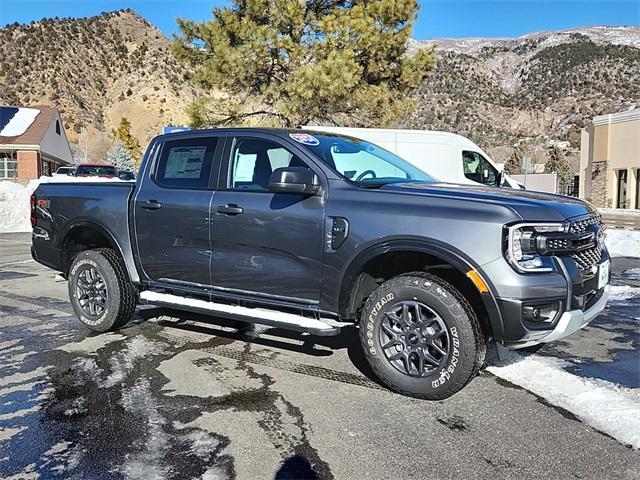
[593,108,640,126]
[0,106,57,146]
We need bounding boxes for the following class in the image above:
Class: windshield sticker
[289,133,320,146]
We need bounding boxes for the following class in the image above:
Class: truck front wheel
[68,248,137,332]
[359,272,486,400]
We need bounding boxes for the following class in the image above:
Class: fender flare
[58,218,139,284]
[337,236,505,341]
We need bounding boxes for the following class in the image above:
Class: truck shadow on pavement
[153,307,384,389]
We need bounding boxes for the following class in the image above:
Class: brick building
[0,106,73,182]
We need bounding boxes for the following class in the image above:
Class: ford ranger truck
[30,129,610,399]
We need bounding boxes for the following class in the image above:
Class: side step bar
[139,291,344,336]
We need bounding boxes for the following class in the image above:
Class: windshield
[292,132,436,187]
[76,165,116,176]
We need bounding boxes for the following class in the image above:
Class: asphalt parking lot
[1,232,639,480]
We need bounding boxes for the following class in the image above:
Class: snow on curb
[0,176,128,233]
[488,352,640,449]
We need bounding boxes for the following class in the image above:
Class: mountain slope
[405,26,640,164]
[0,9,196,161]
[0,13,637,166]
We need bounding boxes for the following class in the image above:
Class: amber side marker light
[466,269,489,294]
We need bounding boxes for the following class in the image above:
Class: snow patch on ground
[625,268,640,281]
[605,229,640,258]
[120,377,170,480]
[57,332,126,354]
[488,352,640,449]
[104,337,166,388]
[0,176,127,233]
[608,285,640,303]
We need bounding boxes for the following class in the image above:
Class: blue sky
[0,1,638,39]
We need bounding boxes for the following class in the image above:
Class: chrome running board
[139,291,343,336]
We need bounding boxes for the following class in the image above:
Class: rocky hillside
[405,26,640,164]
[0,12,637,167]
[0,9,196,161]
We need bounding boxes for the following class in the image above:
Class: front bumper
[485,251,611,347]
[514,285,609,347]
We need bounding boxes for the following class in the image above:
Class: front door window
[228,137,307,191]
[462,151,498,186]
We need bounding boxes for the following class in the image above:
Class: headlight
[505,223,566,273]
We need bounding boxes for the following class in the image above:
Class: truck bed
[31,181,138,282]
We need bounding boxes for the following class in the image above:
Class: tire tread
[359,272,486,400]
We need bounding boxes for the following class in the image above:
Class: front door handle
[217,204,244,215]
[141,200,162,210]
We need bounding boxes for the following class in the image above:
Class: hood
[379,182,594,222]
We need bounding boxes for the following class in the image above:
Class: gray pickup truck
[31,128,610,399]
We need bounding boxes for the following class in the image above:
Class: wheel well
[60,225,117,273]
[344,251,493,339]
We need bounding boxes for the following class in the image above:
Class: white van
[304,127,523,189]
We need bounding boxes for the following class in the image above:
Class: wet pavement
[1,233,639,480]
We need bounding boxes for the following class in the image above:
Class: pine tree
[172,0,435,128]
[106,140,135,172]
[545,146,573,184]
[111,117,142,165]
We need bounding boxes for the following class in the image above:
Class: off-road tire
[68,248,137,332]
[359,272,486,400]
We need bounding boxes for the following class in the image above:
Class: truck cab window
[155,138,217,188]
[462,151,498,186]
[230,138,307,191]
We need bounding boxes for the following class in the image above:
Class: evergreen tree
[545,146,573,184]
[106,140,135,172]
[172,0,435,128]
[111,117,142,165]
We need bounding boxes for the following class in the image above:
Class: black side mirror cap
[268,167,321,195]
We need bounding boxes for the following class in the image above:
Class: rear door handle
[217,204,244,215]
[141,200,162,210]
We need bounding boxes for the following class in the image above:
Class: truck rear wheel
[68,248,137,332]
[359,272,485,400]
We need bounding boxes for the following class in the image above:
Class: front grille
[568,214,603,274]
[569,214,601,233]
[547,238,570,250]
[572,245,603,274]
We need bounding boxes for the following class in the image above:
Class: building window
[55,120,61,135]
[635,169,640,210]
[0,151,17,179]
[616,169,628,209]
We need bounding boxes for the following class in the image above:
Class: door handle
[217,204,244,215]
[141,200,162,210]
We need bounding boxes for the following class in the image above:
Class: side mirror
[268,167,320,195]
[496,170,505,187]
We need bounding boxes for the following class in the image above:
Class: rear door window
[155,137,218,189]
